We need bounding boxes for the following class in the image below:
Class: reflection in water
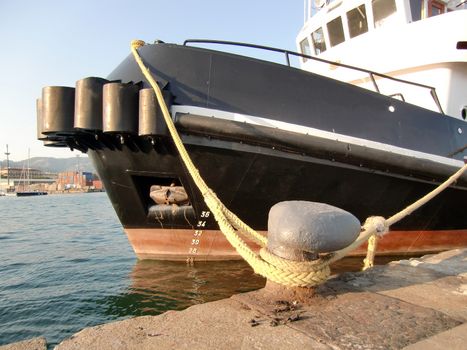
[103,260,266,317]
[102,255,398,318]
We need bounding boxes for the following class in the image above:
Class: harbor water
[0,193,265,348]
[0,192,397,348]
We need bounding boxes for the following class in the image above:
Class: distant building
[55,171,102,190]
[0,167,56,192]
[0,167,57,179]
[56,171,89,189]
[92,179,103,190]
[0,167,42,179]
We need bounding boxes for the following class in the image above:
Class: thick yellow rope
[362,235,380,270]
[327,160,467,267]
[130,40,467,287]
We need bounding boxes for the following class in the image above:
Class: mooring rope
[131,40,467,287]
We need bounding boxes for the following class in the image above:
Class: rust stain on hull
[125,228,467,261]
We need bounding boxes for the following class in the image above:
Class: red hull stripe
[125,228,467,261]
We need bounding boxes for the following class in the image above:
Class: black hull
[16,191,48,197]
[88,134,466,232]
[108,43,466,159]
[37,42,467,259]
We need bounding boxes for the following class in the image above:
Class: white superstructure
[296,0,467,119]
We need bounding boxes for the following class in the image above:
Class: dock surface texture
[9,249,465,350]
[0,337,47,350]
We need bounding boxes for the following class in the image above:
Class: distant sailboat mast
[4,144,10,188]
[16,148,47,196]
[27,148,31,189]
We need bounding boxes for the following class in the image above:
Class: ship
[36,0,467,261]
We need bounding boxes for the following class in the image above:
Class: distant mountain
[0,156,94,173]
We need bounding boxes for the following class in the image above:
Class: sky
[0,0,305,161]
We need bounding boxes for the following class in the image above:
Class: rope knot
[363,216,388,237]
[131,40,146,50]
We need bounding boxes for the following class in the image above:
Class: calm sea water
[0,193,266,348]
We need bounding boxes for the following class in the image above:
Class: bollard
[264,201,360,302]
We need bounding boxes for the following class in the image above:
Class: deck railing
[183,39,444,115]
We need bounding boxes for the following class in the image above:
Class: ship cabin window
[311,27,327,54]
[428,0,445,16]
[409,0,422,21]
[300,37,312,62]
[372,0,397,28]
[327,16,345,47]
[347,5,368,38]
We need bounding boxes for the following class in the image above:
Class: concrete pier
[0,337,47,350]
[51,248,466,350]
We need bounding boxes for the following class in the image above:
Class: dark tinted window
[300,38,312,61]
[409,0,422,21]
[373,0,397,27]
[311,27,327,54]
[347,5,368,38]
[327,17,345,47]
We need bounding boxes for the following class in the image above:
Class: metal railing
[183,39,444,115]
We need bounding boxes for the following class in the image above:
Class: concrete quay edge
[0,337,47,350]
